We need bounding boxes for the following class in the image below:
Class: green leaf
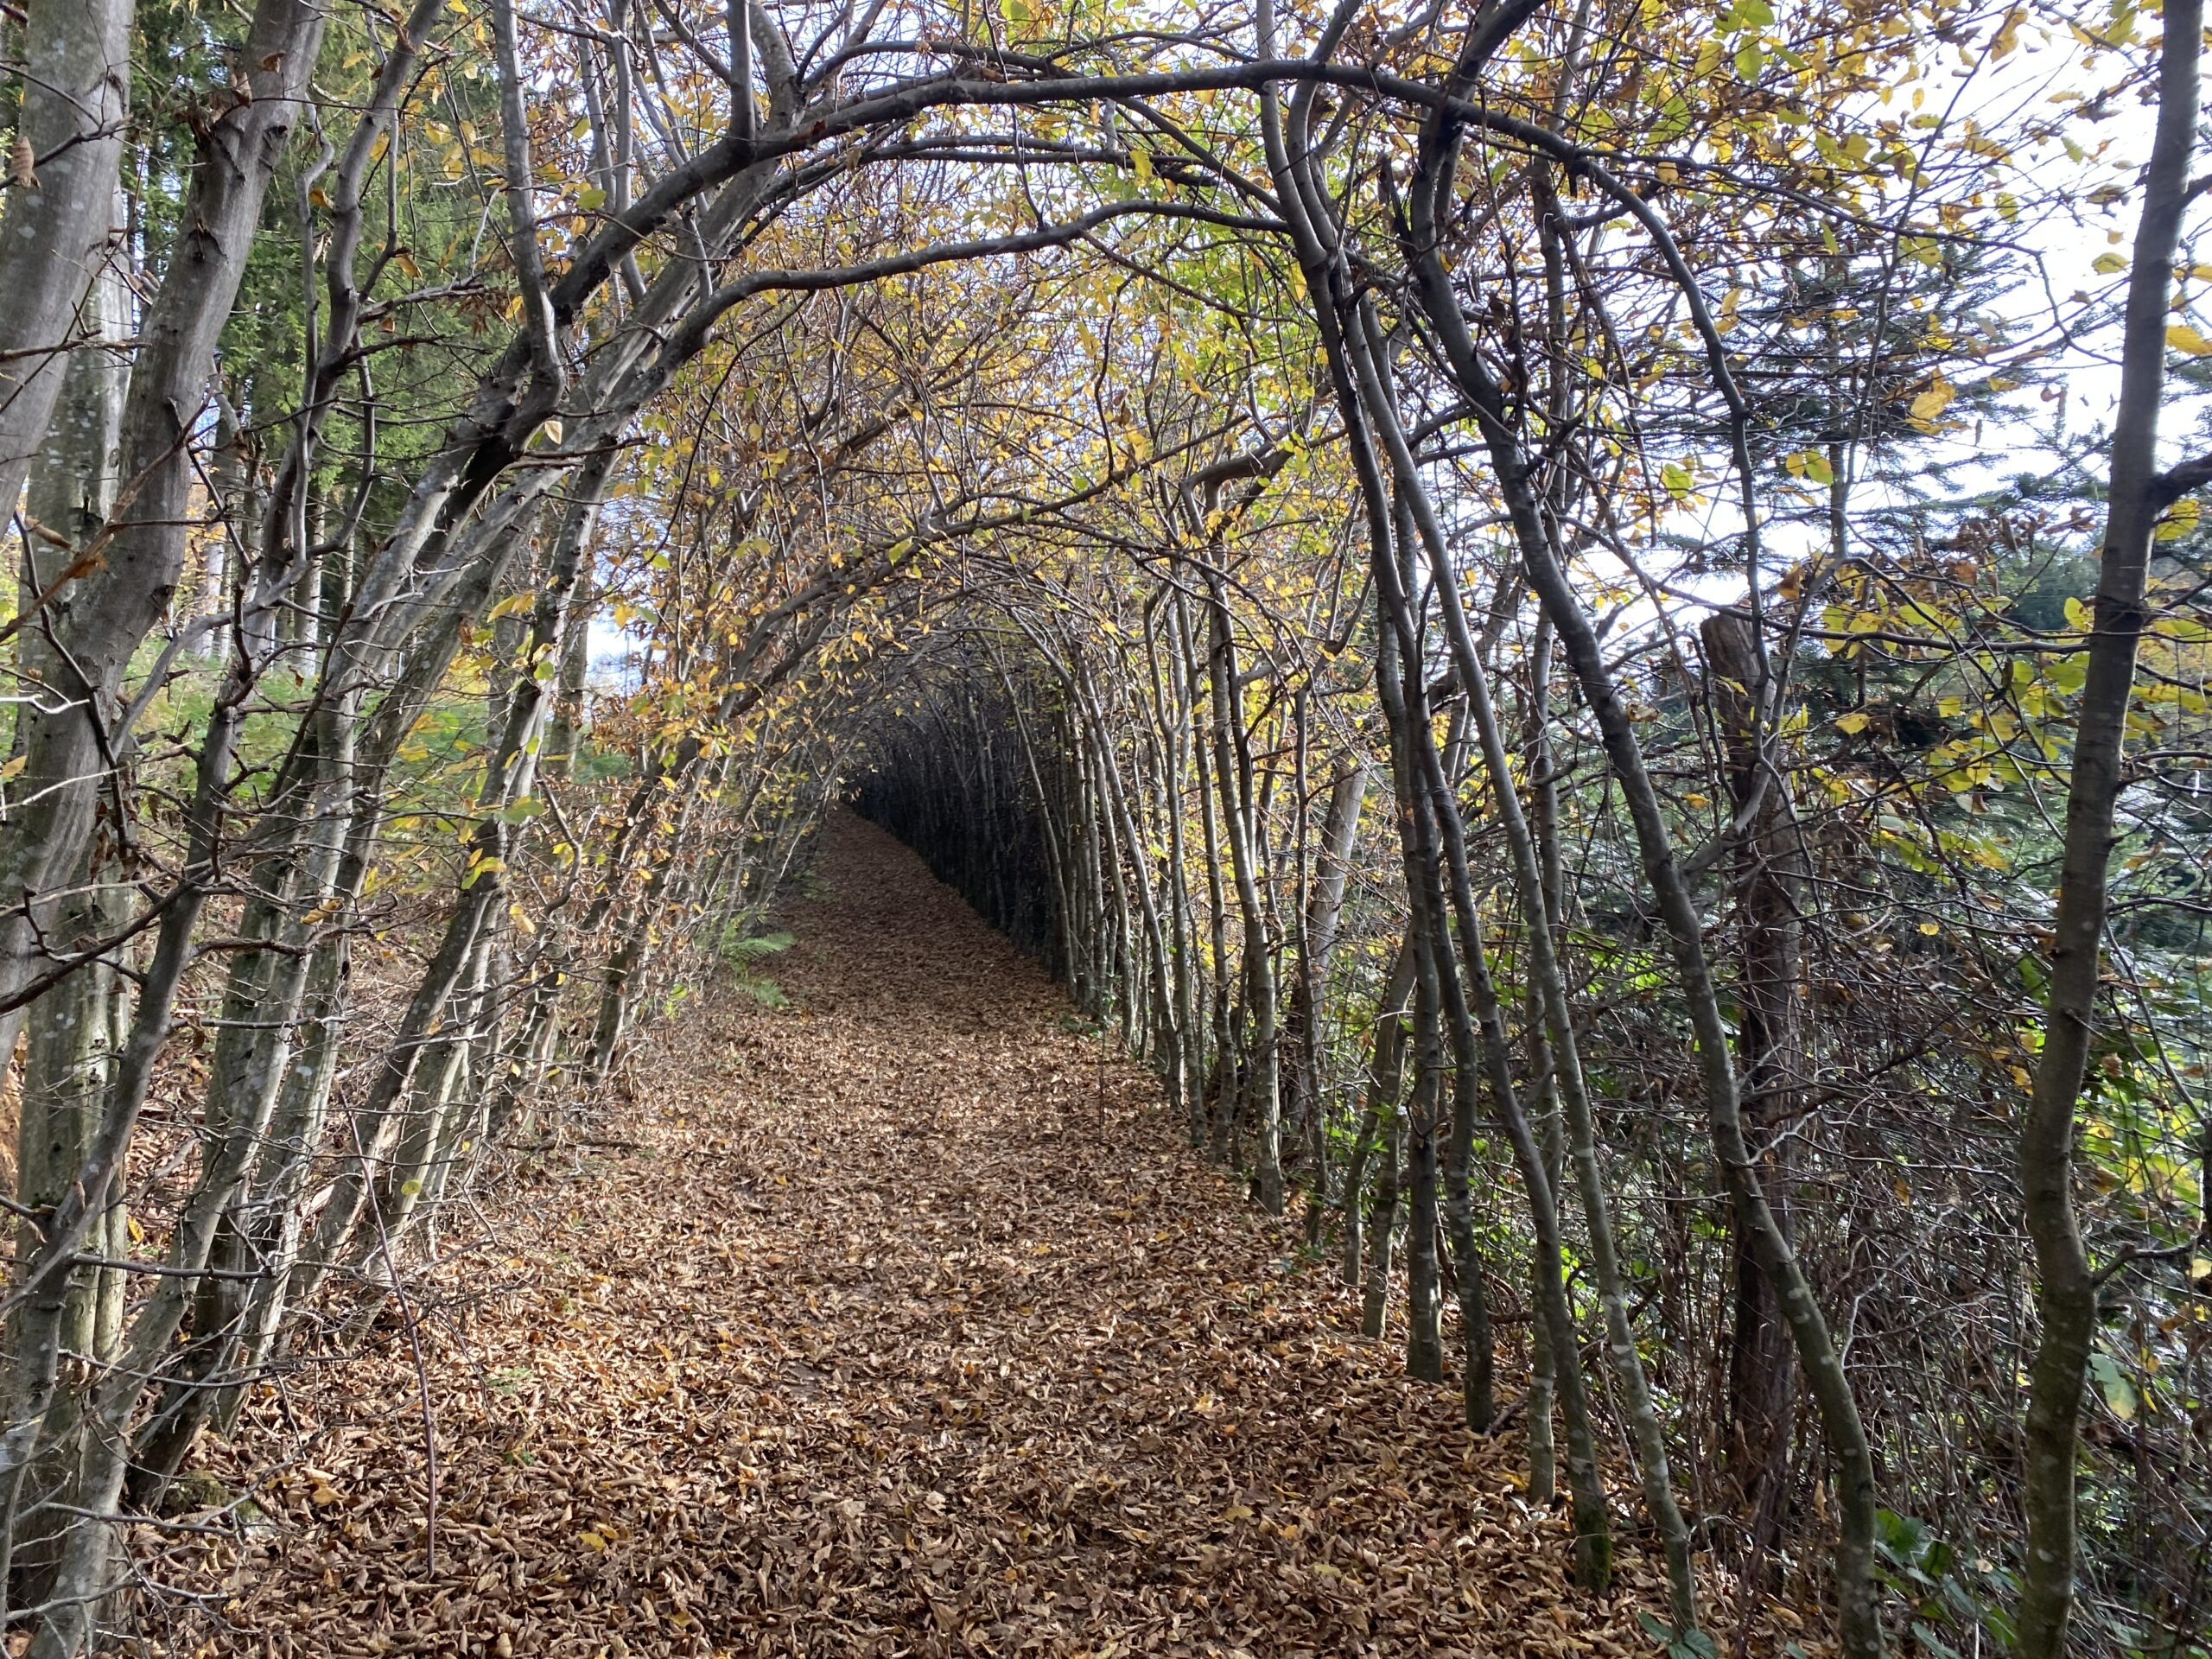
[2088,1351,2138,1421]
[1637,1612,1716,1659]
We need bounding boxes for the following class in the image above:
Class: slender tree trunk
[2016,9,2202,1652]
[1523,617,1564,1503]
[0,0,132,520]
[1351,302,1694,1630]
[1342,939,1415,1289]
[1404,208,1875,1652]
[1296,754,1368,1243]
[1205,568,1281,1211]
[1144,601,1205,1144]
[1703,610,1804,1560]
[3,861,127,1603]
[1401,948,1446,1385]
[1179,594,1237,1163]
[0,0,327,1016]
[1362,1109,1403,1340]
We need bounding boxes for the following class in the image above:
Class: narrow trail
[192,812,1721,1658]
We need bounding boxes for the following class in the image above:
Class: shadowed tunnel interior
[850,652,1070,981]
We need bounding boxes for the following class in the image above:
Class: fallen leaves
[165,813,1810,1658]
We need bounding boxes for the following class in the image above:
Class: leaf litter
[166,812,1813,1657]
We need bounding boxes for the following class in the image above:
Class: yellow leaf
[1130,147,1153,182]
[1835,710,1872,734]
[2168,323,2212,356]
[0,754,24,781]
[1908,376,1956,422]
[578,1530,608,1551]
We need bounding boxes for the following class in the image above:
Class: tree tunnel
[0,0,2204,1649]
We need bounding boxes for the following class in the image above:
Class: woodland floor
[169,811,1806,1658]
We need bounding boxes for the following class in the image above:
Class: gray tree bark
[0,0,131,520]
[0,0,327,1014]
[2016,6,2202,1652]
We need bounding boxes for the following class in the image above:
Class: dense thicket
[0,0,2209,1652]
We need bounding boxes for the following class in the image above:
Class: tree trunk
[1294,753,1368,1243]
[1205,569,1281,1211]
[2015,7,2202,1652]
[1351,300,1694,1630]
[0,0,131,521]
[0,0,327,1017]
[1361,1110,1402,1340]
[1702,610,1805,1560]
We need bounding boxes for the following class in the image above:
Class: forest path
[199,811,1700,1658]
